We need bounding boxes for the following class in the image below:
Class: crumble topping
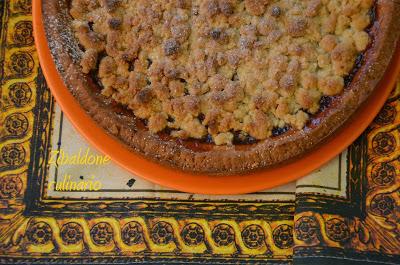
[71,0,374,145]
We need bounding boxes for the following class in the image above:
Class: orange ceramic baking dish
[33,0,400,194]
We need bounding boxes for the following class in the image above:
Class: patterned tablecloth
[1,1,399,264]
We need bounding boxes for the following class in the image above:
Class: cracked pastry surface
[70,0,374,145]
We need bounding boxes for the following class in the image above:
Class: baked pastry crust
[43,0,400,174]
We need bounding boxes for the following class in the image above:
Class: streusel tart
[43,0,400,174]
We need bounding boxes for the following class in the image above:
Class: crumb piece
[214,132,234,145]
[80,49,98,74]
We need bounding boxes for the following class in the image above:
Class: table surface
[0,1,399,264]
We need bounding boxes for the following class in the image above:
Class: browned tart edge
[42,0,400,175]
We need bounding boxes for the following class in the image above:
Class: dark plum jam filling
[318,96,332,113]
[272,126,290,137]
[232,132,257,145]
[344,53,365,87]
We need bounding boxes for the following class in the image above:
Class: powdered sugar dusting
[44,0,83,80]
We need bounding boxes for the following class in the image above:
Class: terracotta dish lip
[33,0,400,195]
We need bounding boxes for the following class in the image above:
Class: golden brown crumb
[305,0,322,17]
[214,132,234,145]
[244,0,268,16]
[287,17,308,37]
[148,113,167,133]
[244,110,272,140]
[331,43,357,76]
[320,35,337,52]
[318,74,345,96]
[80,49,98,74]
